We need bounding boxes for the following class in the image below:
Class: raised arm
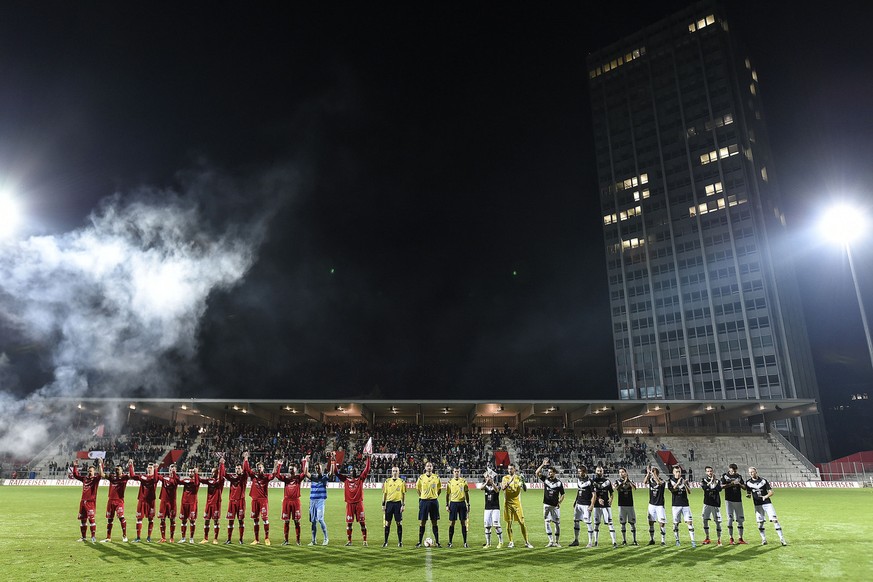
[535,458,548,480]
[360,455,371,481]
[98,459,105,479]
[71,460,83,481]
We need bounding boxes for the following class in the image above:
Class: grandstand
[5,398,826,483]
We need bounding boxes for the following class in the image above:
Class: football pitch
[1,487,871,580]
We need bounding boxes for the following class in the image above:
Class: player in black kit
[536,458,565,547]
[720,463,747,544]
[645,466,667,545]
[481,472,504,548]
[592,466,617,548]
[667,466,696,547]
[613,467,637,545]
[569,466,595,547]
[700,466,723,545]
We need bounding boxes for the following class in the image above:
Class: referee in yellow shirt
[445,467,470,547]
[416,461,442,547]
[382,465,406,547]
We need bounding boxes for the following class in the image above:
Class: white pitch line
[425,547,433,582]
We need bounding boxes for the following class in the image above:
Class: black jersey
[745,476,771,506]
[592,475,613,508]
[483,483,501,510]
[701,476,722,507]
[614,477,635,507]
[540,475,565,507]
[575,475,594,506]
[720,472,746,503]
[668,476,690,507]
[647,478,665,506]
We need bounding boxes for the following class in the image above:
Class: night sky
[0,1,872,443]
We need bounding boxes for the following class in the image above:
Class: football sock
[285,521,290,542]
[295,520,301,542]
[89,519,96,538]
[253,519,260,541]
[169,520,176,539]
[384,525,390,544]
[774,521,784,542]
[263,520,269,539]
[205,520,211,540]
[649,523,655,542]
[545,523,552,542]
[496,526,503,543]
[621,523,626,543]
[660,524,666,543]
[716,521,722,541]
[758,523,766,541]
[703,519,710,539]
[673,523,680,542]
[397,524,402,543]
[180,522,187,539]
[587,522,594,544]
[347,524,353,542]
[227,520,234,541]
[630,523,636,543]
[461,524,467,543]
[120,517,127,538]
[160,519,166,538]
[311,521,317,542]
[608,523,616,544]
[214,522,220,539]
[239,520,245,541]
[136,520,142,538]
[485,525,491,545]
[419,525,425,544]
[594,525,600,544]
[518,523,527,543]
[449,524,455,544]
[432,524,440,544]
[80,521,87,538]
[148,520,154,537]
[318,519,328,538]
[688,524,695,542]
[107,520,113,539]
[574,520,580,542]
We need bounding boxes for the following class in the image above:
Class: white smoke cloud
[0,168,289,456]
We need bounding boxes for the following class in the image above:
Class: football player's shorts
[593,506,612,525]
[647,504,666,523]
[282,498,302,521]
[543,504,560,523]
[701,504,721,522]
[503,500,525,523]
[574,503,592,523]
[725,500,745,521]
[250,498,268,520]
[78,500,96,521]
[672,505,693,523]
[309,498,326,522]
[618,506,636,524]
[449,501,468,522]
[226,499,245,520]
[136,500,155,520]
[754,503,777,522]
[158,500,177,520]
[346,502,366,523]
[483,509,500,528]
[106,500,125,520]
[204,502,221,521]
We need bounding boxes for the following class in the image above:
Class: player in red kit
[243,451,281,545]
[225,461,248,544]
[129,460,159,542]
[178,467,201,543]
[276,456,309,545]
[157,463,181,543]
[200,457,226,544]
[338,453,371,546]
[101,460,134,542]
[72,458,104,543]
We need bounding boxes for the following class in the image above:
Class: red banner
[657,450,678,467]
[76,451,90,459]
[494,451,510,468]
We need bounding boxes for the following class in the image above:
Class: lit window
[706,15,715,25]
[603,213,617,225]
[724,113,733,125]
[618,55,624,65]
[751,70,758,82]
[761,167,768,182]
[622,237,644,250]
[690,14,716,33]
[750,83,756,96]
[704,182,723,196]
[641,173,648,184]
[590,70,597,79]
[632,48,641,58]
[633,189,650,201]
[745,58,751,69]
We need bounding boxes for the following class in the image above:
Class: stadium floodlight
[819,203,873,374]
[0,190,21,239]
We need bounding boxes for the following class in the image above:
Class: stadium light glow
[0,191,21,239]
[820,202,873,377]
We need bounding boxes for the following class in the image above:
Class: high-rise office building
[587,1,830,461]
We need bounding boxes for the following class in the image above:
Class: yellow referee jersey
[383,477,405,503]
[416,473,442,499]
[446,477,469,503]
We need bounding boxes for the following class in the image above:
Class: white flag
[363,437,373,454]
[88,451,106,460]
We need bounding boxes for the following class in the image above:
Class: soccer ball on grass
[424,537,434,547]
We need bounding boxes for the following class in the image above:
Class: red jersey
[226,471,247,502]
[158,470,181,503]
[338,456,370,504]
[131,470,159,502]
[243,459,280,501]
[179,472,201,504]
[277,469,306,500]
[106,472,132,502]
[72,465,101,502]
[203,464,226,506]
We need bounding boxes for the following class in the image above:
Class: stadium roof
[60,397,821,429]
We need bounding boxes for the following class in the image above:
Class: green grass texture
[1,486,871,580]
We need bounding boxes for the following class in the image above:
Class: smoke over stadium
[0,167,292,455]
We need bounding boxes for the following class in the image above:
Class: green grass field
[1,486,871,580]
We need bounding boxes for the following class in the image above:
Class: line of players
[71,452,787,549]
[71,451,367,546]
[532,459,787,548]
